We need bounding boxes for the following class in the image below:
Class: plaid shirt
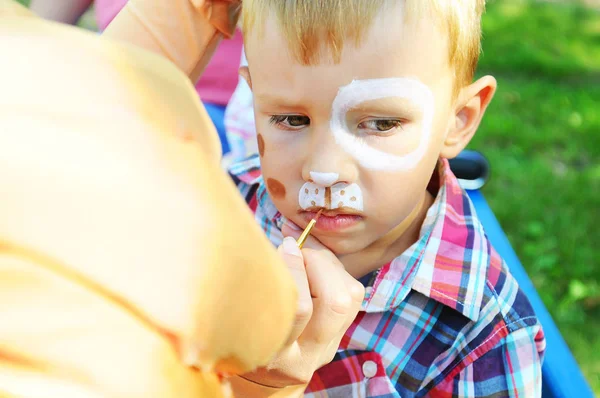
[229,155,545,397]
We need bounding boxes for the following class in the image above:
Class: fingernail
[282,237,302,257]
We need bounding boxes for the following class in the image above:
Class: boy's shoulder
[364,248,545,396]
[321,253,545,396]
[309,227,544,396]
[378,156,544,353]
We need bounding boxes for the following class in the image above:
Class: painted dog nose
[309,171,339,187]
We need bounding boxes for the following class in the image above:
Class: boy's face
[244,4,460,255]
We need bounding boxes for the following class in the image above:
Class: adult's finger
[336,276,364,336]
[341,271,366,308]
[281,222,363,338]
[282,221,363,324]
[281,222,331,253]
[299,250,355,346]
[281,223,364,301]
[307,276,364,368]
[278,237,313,346]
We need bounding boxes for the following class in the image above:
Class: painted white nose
[309,172,339,187]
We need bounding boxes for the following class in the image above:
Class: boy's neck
[339,190,435,280]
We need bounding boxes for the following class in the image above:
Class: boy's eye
[269,115,310,129]
[358,119,403,134]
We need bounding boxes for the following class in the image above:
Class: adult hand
[239,230,365,389]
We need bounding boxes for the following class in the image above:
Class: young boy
[226,0,546,396]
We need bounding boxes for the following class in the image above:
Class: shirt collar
[231,156,490,322]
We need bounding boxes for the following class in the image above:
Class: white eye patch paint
[299,180,364,211]
[330,78,435,172]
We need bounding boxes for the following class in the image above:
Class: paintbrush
[296,209,323,249]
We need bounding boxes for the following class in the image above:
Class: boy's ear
[239,66,252,90]
[441,75,497,159]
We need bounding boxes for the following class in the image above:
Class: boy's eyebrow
[254,93,425,116]
[348,97,423,115]
[253,93,306,109]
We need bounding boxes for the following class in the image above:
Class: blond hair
[242,0,485,91]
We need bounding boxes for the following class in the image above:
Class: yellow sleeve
[0,251,226,398]
[103,0,241,83]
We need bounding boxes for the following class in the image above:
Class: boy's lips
[300,208,363,232]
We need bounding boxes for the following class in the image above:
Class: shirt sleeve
[428,325,545,397]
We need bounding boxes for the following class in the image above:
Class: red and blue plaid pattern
[229,155,545,397]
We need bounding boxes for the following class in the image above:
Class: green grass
[473,1,600,393]
[9,0,600,393]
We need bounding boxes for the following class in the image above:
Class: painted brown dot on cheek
[311,201,316,206]
[350,196,357,202]
[266,178,286,199]
[340,190,345,195]
[305,188,309,194]
[315,189,319,194]
[338,201,344,208]
[257,134,265,157]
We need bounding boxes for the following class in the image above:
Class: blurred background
[473,1,599,393]
[13,0,600,394]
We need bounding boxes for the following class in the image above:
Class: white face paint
[298,182,364,211]
[330,78,435,172]
[299,174,364,212]
[309,171,339,187]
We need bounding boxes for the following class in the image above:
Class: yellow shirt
[0,2,296,397]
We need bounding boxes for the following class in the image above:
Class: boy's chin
[315,234,370,257]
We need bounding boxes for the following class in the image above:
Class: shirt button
[362,360,378,378]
